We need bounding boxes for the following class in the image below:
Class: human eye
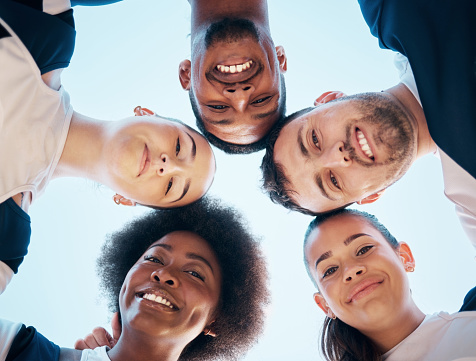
[175,137,181,156]
[165,178,173,196]
[330,172,340,189]
[207,104,228,110]
[357,245,374,256]
[186,270,204,281]
[312,130,320,149]
[252,96,271,104]
[144,255,164,264]
[322,266,338,278]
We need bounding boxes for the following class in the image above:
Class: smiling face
[273,95,417,213]
[180,18,287,145]
[119,231,222,344]
[304,214,412,333]
[105,116,216,208]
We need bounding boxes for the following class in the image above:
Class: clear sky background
[1,1,475,360]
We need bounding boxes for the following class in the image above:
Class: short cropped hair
[97,197,269,361]
[303,208,399,288]
[261,92,413,215]
[260,106,315,214]
[191,75,287,154]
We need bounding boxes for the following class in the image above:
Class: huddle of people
[1,0,475,360]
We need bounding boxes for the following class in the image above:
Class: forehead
[305,215,381,259]
[150,231,219,263]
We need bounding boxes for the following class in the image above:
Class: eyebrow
[171,179,190,204]
[202,116,233,126]
[252,105,279,120]
[315,174,337,201]
[147,244,215,274]
[202,105,279,126]
[169,132,196,204]
[314,233,372,268]
[186,132,197,160]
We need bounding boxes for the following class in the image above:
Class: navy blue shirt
[358,0,476,180]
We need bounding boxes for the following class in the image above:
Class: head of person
[303,209,416,361]
[103,107,216,209]
[179,17,287,154]
[97,197,269,361]
[261,93,418,214]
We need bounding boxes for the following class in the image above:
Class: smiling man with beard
[261,54,476,250]
[178,0,287,154]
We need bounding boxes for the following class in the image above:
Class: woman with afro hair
[0,197,269,361]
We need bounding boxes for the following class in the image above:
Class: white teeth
[356,130,374,159]
[216,60,252,73]
[142,293,174,309]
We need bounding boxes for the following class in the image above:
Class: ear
[112,194,136,207]
[357,190,385,205]
[275,46,287,73]
[313,292,330,315]
[314,91,347,106]
[134,106,155,117]
[398,242,415,272]
[178,59,192,91]
[203,320,217,337]
[111,312,122,342]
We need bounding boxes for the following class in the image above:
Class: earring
[113,194,136,207]
[203,327,217,337]
[405,265,415,272]
[113,194,123,205]
[327,309,337,320]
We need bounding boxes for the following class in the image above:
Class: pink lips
[138,145,150,177]
[346,278,383,303]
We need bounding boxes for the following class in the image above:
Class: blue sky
[1,1,475,360]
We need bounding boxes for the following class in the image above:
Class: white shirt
[383,311,476,361]
[395,53,476,250]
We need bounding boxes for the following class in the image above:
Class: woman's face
[304,215,412,333]
[105,116,216,208]
[119,231,222,344]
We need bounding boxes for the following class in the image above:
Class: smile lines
[357,129,374,160]
[216,60,253,74]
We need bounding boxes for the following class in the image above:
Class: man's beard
[205,18,260,48]
[344,111,415,183]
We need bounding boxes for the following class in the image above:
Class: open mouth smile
[216,60,253,74]
[356,129,374,160]
[137,291,179,310]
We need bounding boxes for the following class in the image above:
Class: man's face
[180,18,286,145]
[274,99,416,213]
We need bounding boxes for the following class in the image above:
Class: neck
[189,0,269,36]
[107,330,184,361]
[384,83,437,159]
[53,111,108,184]
[363,300,425,353]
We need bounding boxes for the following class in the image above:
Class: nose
[343,264,366,283]
[153,154,183,176]
[222,84,255,112]
[322,141,352,168]
[151,268,179,288]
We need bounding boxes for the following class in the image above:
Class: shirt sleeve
[0,262,14,296]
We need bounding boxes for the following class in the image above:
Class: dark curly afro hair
[97,197,270,361]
